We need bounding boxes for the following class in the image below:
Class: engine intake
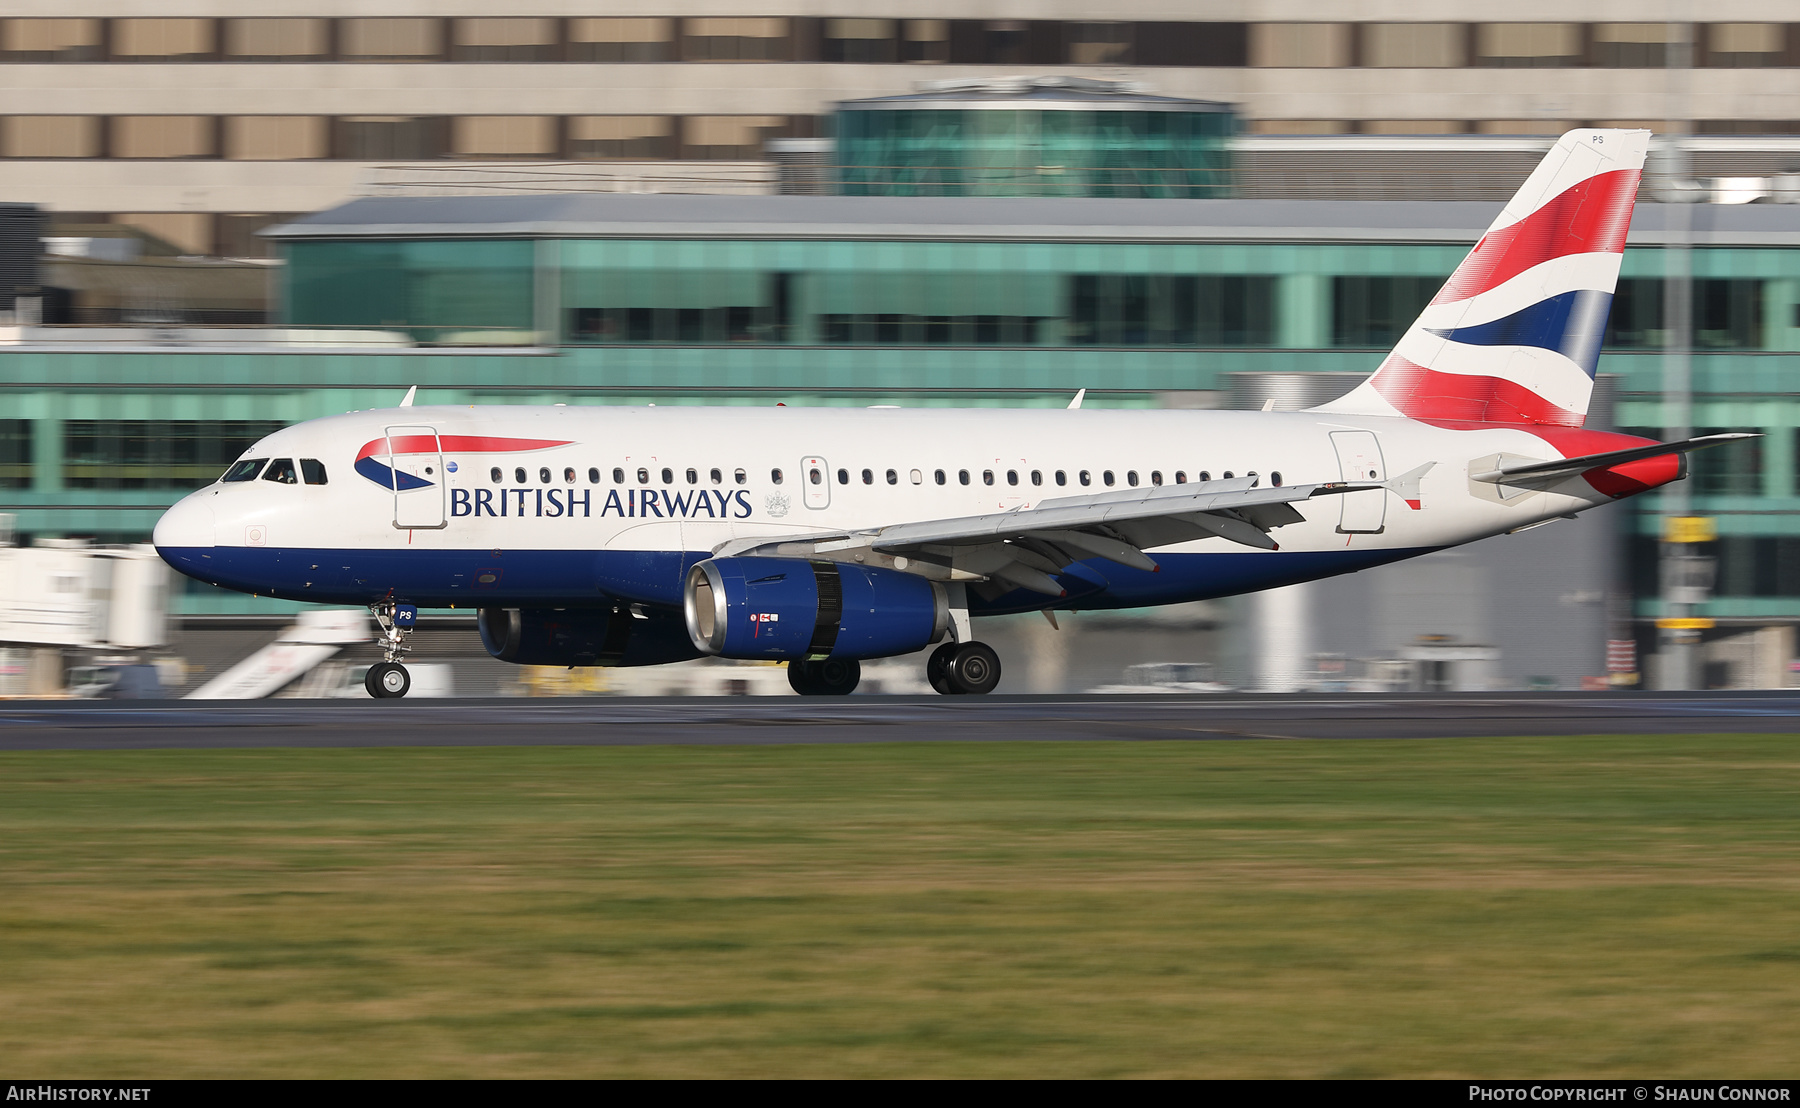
[478,605,699,668]
[685,557,947,661]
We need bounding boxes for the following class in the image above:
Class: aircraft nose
[154,491,215,553]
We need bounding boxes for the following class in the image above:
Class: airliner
[154,129,1751,698]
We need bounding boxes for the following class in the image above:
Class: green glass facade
[9,222,1800,623]
[836,104,1234,198]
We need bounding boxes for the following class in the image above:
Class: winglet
[1384,462,1436,510]
[1067,389,1085,410]
[399,385,417,408]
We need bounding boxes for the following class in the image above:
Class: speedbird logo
[354,435,572,490]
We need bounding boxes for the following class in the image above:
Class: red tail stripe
[1371,356,1584,427]
[356,435,572,461]
[1431,168,1641,305]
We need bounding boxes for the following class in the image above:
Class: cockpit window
[300,459,328,485]
[263,458,298,484]
[222,459,266,482]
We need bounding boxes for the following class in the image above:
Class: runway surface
[0,692,1795,750]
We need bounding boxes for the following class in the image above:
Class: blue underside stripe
[155,544,1435,616]
[1425,288,1612,378]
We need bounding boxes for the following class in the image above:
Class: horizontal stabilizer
[1472,433,1758,486]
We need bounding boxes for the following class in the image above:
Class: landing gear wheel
[945,642,1002,696]
[366,661,411,699]
[926,642,959,695]
[787,658,861,696]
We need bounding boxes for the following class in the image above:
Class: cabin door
[385,424,447,530]
[1330,430,1387,534]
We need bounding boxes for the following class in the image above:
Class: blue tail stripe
[1425,289,1613,378]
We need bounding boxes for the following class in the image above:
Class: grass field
[2,735,1799,1078]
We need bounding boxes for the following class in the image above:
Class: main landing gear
[365,601,417,699]
[926,641,1002,696]
[788,657,862,696]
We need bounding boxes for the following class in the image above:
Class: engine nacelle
[684,557,948,661]
[477,605,700,668]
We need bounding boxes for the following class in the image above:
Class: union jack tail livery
[1316,129,1649,428]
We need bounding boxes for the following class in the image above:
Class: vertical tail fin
[1314,129,1650,427]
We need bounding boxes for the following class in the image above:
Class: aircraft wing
[711,468,1429,597]
[1471,433,1758,487]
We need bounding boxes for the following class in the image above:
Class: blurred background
[0,2,1795,698]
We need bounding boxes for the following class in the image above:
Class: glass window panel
[64,420,284,490]
[568,116,672,160]
[1692,427,1764,495]
[1362,23,1463,67]
[0,419,31,489]
[3,116,100,158]
[1708,23,1784,67]
[1331,276,1437,346]
[1593,24,1677,68]
[823,18,896,63]
[223,18,327,60]
[340,18,442,61]
[1,18,102,62]
[112,18,214,60]
[336,117,447,160]
[684,17,789,61]
[111,117,215,159]
[1695,279,1763,349]
[1605,278,1665,348]
[568,18,671,62]
[225,116,327,160]
[684,116,788,159]
[286,239,535,342]
[452,116,557,158]
[1068,22,1133,65]
[1475,23,1580,67]
[901,19,950,63]
[1251,23,1349,67]
[451,18,557,62]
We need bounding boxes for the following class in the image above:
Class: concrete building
[1,4,1799,253]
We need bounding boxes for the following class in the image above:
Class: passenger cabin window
[835,468,847,484]
[887,469,898,485]
[1079,470,1090,486]
[539,467,552,484]
[958,469,970,485]
[300,458,328,485]
[613,467,624,483]
[588,467,600,484]
[263,458,298,484]
[222,458,266,482]
[1006,470,1017,486]
[710,468,722,484]
[1126,470,1138,486]
[1271,471,1284,487]
[983,470,994,486]
[909,469,921,484]
[490,466,502,483]
[1030,470,1041,486]
[862,468,873,485]
[1175,471,1186,484]
[734,468,746,485]
[1222,471,1234,479]
[771,468,783,484]
[661,467,673,484]
[1103,470,1115,486]
[934,469,946,485]
[1055,470,1067,486]
[686,467,697,484]
[637,467,650,484]
[1198,470,1211,482]
[515,467,527,483]
[1150,471,1162,486]
[811,468,825,485]
[564,467,576,483]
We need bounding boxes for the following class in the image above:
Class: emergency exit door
[801,456,830,509]
[1330,430,1387,534]
[385,424,447,530]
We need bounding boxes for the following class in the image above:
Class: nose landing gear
[367,601,417,699]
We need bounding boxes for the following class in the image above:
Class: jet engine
[477,605,700,668]
[684,557,948,661]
